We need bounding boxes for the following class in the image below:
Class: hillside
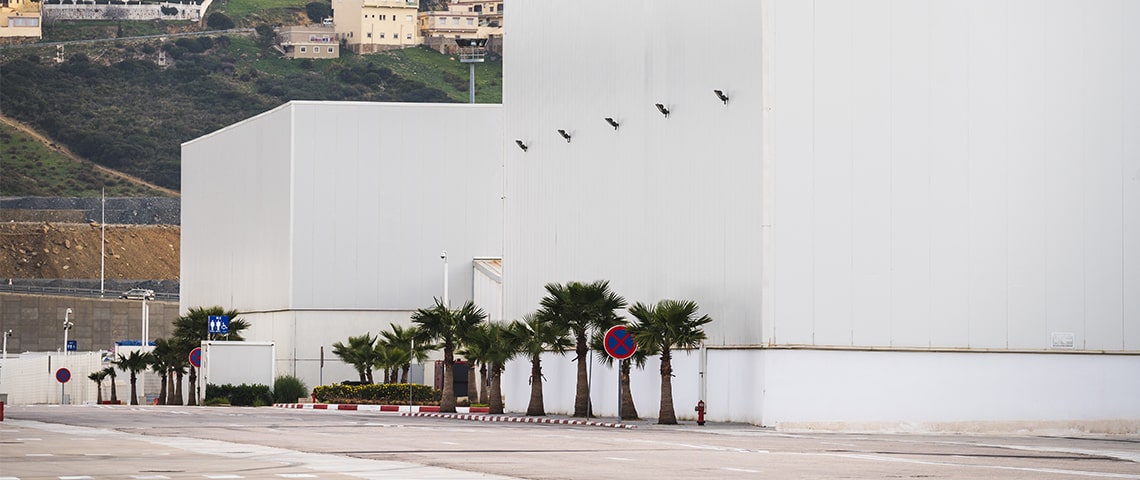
[0,222,180,280]
[0,28,502,194]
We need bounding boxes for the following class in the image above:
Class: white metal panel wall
[770,0,1139,351]
[503,0,766,344]
[182,105,294,314]
[289,102,503,310]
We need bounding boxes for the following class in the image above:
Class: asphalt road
[2,405,1138,480]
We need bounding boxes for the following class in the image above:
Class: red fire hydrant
[695,400,706,426]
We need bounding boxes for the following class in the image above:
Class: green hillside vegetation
[0,123,166,197]
[1,27,502,194]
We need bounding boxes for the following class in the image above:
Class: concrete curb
[402,412,637,429]
[272,404,637,429]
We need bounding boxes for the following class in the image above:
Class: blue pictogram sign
[56,367,71,384]
[603,325,636,360]
[66,340,77,351]
[208,315,230,334]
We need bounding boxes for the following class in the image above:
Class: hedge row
[312,383,441,405]
[205,383,273,406]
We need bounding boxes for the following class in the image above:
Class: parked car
[120,288,156,300]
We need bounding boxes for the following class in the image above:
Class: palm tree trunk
[467,359,479,404]
[526,356,545,416]
[489,365,504,414]
[96,383,104,404]
[173,370,185,405]
[187,368,197,406]
[440,348,457,412]
[129,374,139,405]
[573,334,590,417]
[658,348,676,424]
[478,363,489,405]
[109,376,119,404]
[357,369,367,383]
[401,365,410,384]
[157,373,168,405]
[620,359,639,420]
[166,369,176,405]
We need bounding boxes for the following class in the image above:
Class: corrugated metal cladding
[503,0,767,346]
[504,0,1140,352]
[183,102,504,314]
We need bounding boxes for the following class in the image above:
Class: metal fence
[0,283,178,302]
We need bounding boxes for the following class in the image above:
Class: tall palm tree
[412,298,486,413]
[172,306,247,405]
[102,366,119,404]
[457,330,490,405]
[114,350,154,405]
[150,337,174,405]
[332,333,378,383]
[590,325,656,420]
[87,370,108,404]
[628,299,712,425]
[511,313,572,416]
[538,280,626,417]
[167,336,195,406]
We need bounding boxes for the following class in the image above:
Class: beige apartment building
[277,25,339,59]
[0,0,42,41]
[418,0,501,53]
[333,0,419,54]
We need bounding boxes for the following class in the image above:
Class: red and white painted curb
[403,412,637,429]
[273,404,636,429]
[273,403,488,414]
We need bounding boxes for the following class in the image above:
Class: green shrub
[312,383,440,405]
[205,383,272,406]
[273,375,309,403]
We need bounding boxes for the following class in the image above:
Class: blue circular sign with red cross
[189,347,202,368]
[604,325,636,360]
[56,367,71,384]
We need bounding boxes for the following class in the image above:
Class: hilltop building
[332,0,419,53]
[277,25,340,59]
[184,1,1140,431]
[418,0,502,54]
[0,0,41,41]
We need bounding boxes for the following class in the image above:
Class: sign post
[603,326,636,421]
[56,367,71,404]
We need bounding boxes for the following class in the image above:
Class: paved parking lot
[2,405,1138,479]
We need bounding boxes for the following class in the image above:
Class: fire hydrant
[695,400,706,426]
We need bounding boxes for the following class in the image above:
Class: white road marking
[722,467,760,473]
[25,453,53,457]
[83,453,112,456]
[606,457,634,461]
[16,438,43,441]
[440,441,460,445]
[59,476,95,480]
[827,452,1140,479]
[204,476,244,479]
[131,476,171,479]
[277,475,318,478]
[0,477,21,480]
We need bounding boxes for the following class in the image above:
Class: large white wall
[183,102,504,315]
[503,0,766,345]
[769,0,1140,351]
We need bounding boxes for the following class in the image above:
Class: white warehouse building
[183,0,1140,430]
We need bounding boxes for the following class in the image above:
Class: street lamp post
[3,329,12,359]
[63,308,74,355]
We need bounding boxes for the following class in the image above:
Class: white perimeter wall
[769,0,1140,351]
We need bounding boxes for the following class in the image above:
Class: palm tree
[114,350,154,405]
[167,336,195,406]
[469,321,520,414]
[87,370,108,404]
[457,331,490,405]
[380,324,431,383]
[149,345,170,405]
[332,333,378,383]
[172,306,247,405]
[538,280,626,417]
[590,325,655,420]
[628,299,712,425]
[511,313,572,416]
[412,298,486,413]
[102,366,119,404]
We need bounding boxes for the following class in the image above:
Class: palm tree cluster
[332,281,712,425]
[93,306,248,406]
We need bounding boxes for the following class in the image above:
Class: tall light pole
[441,250,449,307]
[3,329,12,359]
[100,188,105,297]
[63,308,74,355]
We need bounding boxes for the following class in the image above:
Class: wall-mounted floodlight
[713,89,729,104]
[604,117,619,130]
[515,140,528,152]
[655,103,670,117]
[557,129,571,143]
